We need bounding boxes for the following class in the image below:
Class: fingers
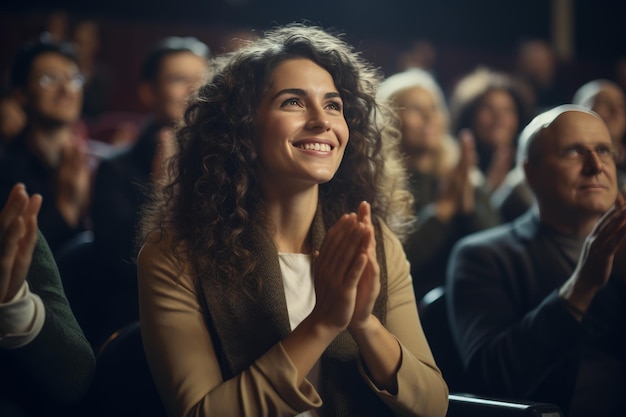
[317,213,368,284]
[587,204,626,255]
[0,184,30,232]
[8,194,42,299]
[357,201,370,224]
[24,194,42,238]
[0,184,34,302]
[458,129,476,168]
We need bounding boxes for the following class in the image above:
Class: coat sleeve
[7,230,95,405]
[366,222,449,417]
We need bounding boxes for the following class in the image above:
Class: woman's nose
[305,107,331,131]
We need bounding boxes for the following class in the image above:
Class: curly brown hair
[139,23,412,290]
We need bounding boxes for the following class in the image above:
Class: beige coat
[137,221,449,417]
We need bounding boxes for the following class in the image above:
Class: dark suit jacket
[446,209,626,415]
[0,135,84,252]
[91,120,161,332]
[0,231,95,417]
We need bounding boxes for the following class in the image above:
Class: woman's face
[591,84,626,146]
[255,58,349,193]
[395,86,446,157]
[472,89,519,148]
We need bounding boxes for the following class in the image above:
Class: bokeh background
[1,0,624,115]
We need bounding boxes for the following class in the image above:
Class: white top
[0,281,45,349]
[278,253,320,417]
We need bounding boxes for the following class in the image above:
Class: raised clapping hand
[436,129,477,221]
[560,195,626,316]
[349,201,381,331]
[0,184,42,303]
[311,201,379,333]
[285,201,400,392]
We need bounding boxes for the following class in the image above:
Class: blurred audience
[0,89,26,150]
[489,114,538,224]
[449,67,529,194]
[91,36,211,336]
[396,39,437,73]
[614,57,626,95]
[0,183,95,417]
[0,34,93,252]
[44,11,70,42]
[493,78,626,223]
[573,79,626,183]
[514,38,569,113]
[447,105,626,417]
[377,68,500,302]
[72,19,112,127]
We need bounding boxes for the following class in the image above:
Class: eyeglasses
[38,73,85,91]
[559,144,617,164]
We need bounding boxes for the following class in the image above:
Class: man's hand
[560,198,626,317]
[0,184,42,303]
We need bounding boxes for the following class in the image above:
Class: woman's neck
[263,187,319,254]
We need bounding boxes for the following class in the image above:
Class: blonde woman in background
[377,68,501,302]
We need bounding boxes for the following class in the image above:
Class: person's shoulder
[137,230,169,256]
[136,229,186,269]
[376,217,409,262]
[98,143,135,166]
[94,142,139,183]
[136,230,193,287]
[454,221,517,253]
[377,217,402,245]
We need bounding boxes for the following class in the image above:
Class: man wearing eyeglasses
[90,36,211,341]
[447,105,626,416]
[0,34,91,253]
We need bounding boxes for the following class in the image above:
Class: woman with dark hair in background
[449,67,529,195]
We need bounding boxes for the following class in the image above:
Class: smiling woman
[255,58,350,194]
[135,23,448,417]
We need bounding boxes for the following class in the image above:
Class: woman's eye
[326,101,342,111]
[281,98,300,107]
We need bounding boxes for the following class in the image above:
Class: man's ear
[138,82,155,110]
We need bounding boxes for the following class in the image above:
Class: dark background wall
[1,0,624,114]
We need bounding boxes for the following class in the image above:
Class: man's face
[526,111,618,220]
[23,52,83,126]
[149,51,208,124]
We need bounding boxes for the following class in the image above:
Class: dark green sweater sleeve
[7,230,95,405]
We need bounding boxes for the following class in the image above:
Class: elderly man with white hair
[447,105,626,417]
